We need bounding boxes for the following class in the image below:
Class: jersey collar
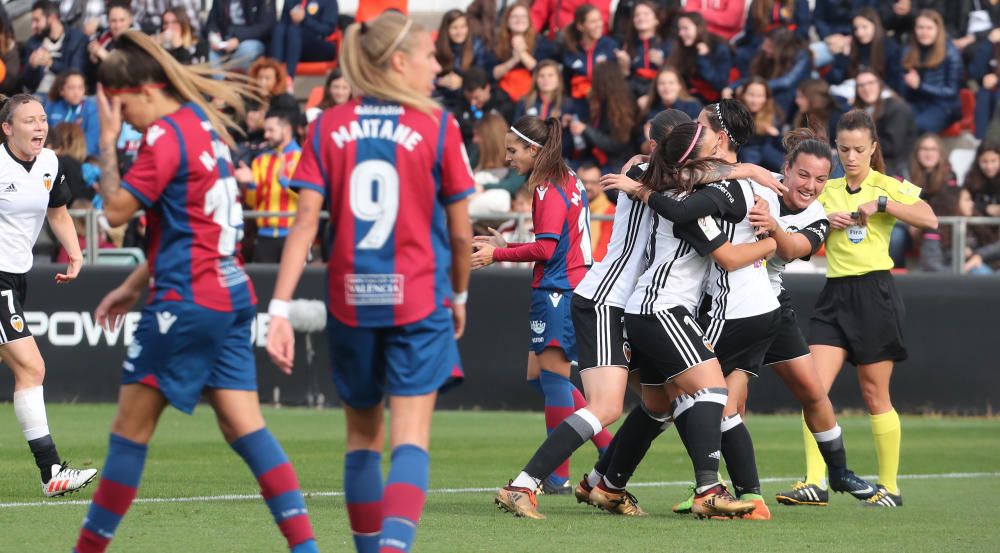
[2,142,36,173]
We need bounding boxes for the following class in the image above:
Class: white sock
[511,471,540,490]
[13,386,50,441]
[586,469,603,488]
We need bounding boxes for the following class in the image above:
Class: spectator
[900,9,962,134]
[793,78,846,145]
[561,4,618,101]
[728,27,811,116]
[611,0,682,44]
[44,70,99,156]
[617,0,669,98]
[513,59,576,120]
[579,161,614,261]
[811,0,874,68]
[964,141,1000,216]
[157,6,208,65]
[59,0,106,34]
[468,113,519,218]
[909,133,957,202]
[23,0,88,95]
[943,1,1000,60]
[133,0,202,36]
[569,60,638,173]
[487,3,556,102]
[306,67,350,121]
[88,0,134,65]
[734,0,810,76]
[664,11,730,104]
[239,58,299,162]
[48,123,91,202]
[465,0,503,49]
[0,19,22,96]
[531,0,611,40]
[638,66,702,122]
[683,0,746,41]
[738,77,784,172]
[826,7,902,97]
[453,67,514,151]
[434,9,488,110]
[970,34,1000,140]
[204,0,275,72]
[853,68,916,178]
[270,0,339,81]
[878,0,944,38]
[234,109,301,263]
[920,187,998,274]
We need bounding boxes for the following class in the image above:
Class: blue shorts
[326,307,463,409]
[529,289,577,361]
[122,302,257,414]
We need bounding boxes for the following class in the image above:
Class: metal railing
[64,209,1000,274]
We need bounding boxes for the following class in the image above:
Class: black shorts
[761,291,811,366]
[700,309,780,377]
[624,306,716,385]
[0,271,31,345]
[809,270,907,365]
[571,294,629,371]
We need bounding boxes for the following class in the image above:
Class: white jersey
[767,198,829,294]
[0,146,68,274]
[626,191,724,316]
[575,164,653,308]
[704,179,781,320]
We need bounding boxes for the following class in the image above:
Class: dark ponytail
[640,121,722,194]
[510,115,568,189]
[783,126,833,169]
[836,109,885,174]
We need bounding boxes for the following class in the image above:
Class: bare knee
[345,404,384,451]
[11,357,45,388]
[588,400,623,427]
[859,381,892,414]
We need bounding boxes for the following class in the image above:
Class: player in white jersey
[745,129,879,507]
[0,93,97,497]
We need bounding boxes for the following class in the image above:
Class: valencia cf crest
[622,341,632,363]
[42,173,52,191]
[10,315,24,333]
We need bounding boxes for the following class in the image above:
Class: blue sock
[75,434,147,552]
[379,445,429,553]
[231,428,317,552]
[539,370,576,484]
[345,450,383,553]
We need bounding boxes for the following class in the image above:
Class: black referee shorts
[571,294,629,371]
[0,271,31,345]
[700,309,780,377]
[761,290,811,367]
[624,306,716,386]
[809,270,907,365]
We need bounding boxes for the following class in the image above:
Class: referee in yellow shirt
[804,110,937,507]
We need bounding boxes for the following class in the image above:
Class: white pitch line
[1,471,997,509]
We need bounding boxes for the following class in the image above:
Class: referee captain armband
[268,299,290,319]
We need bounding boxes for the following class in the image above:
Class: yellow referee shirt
[819,170,921,278]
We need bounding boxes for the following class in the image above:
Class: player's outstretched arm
[446,198,472,339]
[46,205,82,283]
[267,188,323,374]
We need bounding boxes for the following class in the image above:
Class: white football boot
[42,463,98,497]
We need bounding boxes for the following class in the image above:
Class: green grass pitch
[0,405,998,552]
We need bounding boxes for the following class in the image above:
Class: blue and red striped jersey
[120,103,256,312]
[291,98,475,328]
[531,171,592,290]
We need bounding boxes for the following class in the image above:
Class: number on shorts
[350,159,400,250]
[204,176,244,255]
[1,290,12,314]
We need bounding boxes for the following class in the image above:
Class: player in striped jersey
[75,32,317,553]
[748,129,879,507]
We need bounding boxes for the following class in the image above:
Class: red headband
[104,82,168,96]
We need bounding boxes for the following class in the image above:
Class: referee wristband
[452,291,468,305]
[268,299,290,319]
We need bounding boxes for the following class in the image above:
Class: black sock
[683,388,727,490]
[671,394,695,455]
[814,425,848,480]
[523,409,600,481]
[594,406,640,476]
[720,414,760,496]
[28,435,61,483]
[603,406,667,489]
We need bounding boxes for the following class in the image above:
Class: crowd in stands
[6,0,1000,272]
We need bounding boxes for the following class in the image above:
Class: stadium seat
[306,86,325,110]
[941,89,975,137]
[356,0,407,22]
[297,61,337,77]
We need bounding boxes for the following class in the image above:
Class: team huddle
[480,96,937,520]
[0,9,939,553]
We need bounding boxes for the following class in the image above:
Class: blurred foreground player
[74,31,318,552]
[267,12,474,553]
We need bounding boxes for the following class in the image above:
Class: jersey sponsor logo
[807,222,828,240]
[548,292,562,308]
[146,124,167,147]
[345,274,404,306]
[706,181,735,204]
[42,173,53,192]
[536,185,548,201]
[9,314,24,333]
[0,182,15,193]
[354,104,405,116]
[330,119,424,152]
[156,311,178,334]
[697,216,722,240]
[530,319,546,334]
[846,224,867,244]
